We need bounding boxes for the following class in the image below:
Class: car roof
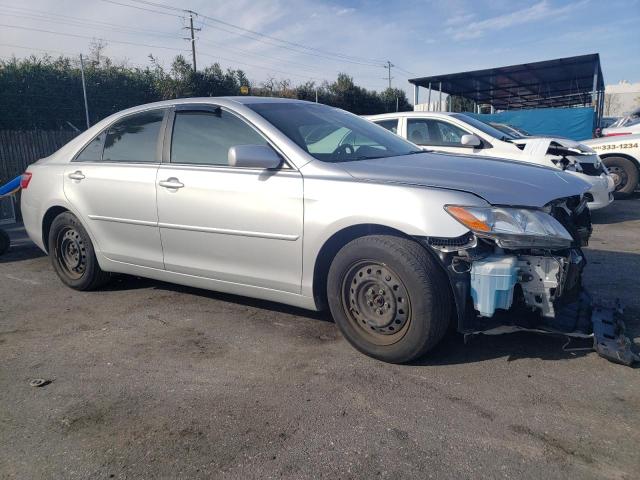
[365,111,459,120]
[109,96,317,118]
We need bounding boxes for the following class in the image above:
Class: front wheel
[327,235,452,363]
[603,156,638,198]
[48,211,111,290]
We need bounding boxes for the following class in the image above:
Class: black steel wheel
[55,226,87,280]
[48,211,111,290]
[327,234,452,363]
[603,156,638,198]
[342,261,411,345]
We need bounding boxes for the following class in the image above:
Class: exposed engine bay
[425,195,638,366]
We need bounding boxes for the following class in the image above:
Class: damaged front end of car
[423,195,638,366]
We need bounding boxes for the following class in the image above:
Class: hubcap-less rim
[341,261,411,346]
[607,166,627,191]
[55,227,87,280]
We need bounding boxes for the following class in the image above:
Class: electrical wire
[0,24,189,52]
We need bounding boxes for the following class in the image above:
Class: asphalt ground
[1,197,639,479]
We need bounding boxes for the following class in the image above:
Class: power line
[0,23,189,53]
[97,0,181,18]
[0,9,183,41]
[111,0,388,68]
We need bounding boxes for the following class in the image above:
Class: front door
[407,118,476,155]
[156,106,303,293]
[63,109,166,269]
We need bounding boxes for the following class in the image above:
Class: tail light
[20,172,33,189]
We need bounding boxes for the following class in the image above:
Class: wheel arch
[600,152,640,171]
[41,205,70,253]
[311,223,454,312]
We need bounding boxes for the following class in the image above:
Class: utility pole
[385,60,394,89]
[79,54,90,129]
[184,11,201,71]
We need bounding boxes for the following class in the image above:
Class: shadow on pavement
[591,194,640,225]
[2,223,637,365]
[0,223,45,263]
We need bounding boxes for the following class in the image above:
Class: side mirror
[460,134,482,148]
[228,145,282,169]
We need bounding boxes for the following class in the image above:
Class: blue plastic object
[0,175,21,197]
[470,255,518,317]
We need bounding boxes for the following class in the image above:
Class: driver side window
[406,118,470,147]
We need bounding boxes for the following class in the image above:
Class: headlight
[444,205,573,249]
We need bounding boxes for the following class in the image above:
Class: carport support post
[427,83,432,111]
[438,82,442,112]
[592,63,600,132]
[79,54,90,129]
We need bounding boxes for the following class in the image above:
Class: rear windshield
[246,102,419,162]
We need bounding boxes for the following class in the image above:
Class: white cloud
[447,0,588,41]
[336,7,356,16]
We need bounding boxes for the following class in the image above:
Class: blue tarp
[468,107,594,141]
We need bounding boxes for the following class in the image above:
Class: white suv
[366,112,615,210]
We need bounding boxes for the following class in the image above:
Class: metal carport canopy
[409,54,604,110]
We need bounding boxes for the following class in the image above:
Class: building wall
[604,81,640,116]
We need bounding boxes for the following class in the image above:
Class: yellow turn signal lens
[445,206,491,232]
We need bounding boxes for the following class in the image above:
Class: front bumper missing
[466,293,638,366]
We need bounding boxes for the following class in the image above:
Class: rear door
[155,105,303,293]
[63,108,166,268]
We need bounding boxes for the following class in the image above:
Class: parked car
[599,116,620,130]
[20,97,632,364]
[366,112,615,210]
[602,112,640,137]
[583,133,640,197]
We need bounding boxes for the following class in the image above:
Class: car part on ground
[366,111,615,210]
[583,133,640,197]
[20,97,636,366]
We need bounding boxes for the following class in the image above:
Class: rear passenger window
[74,133,105,162]
[170,109,267,166]
[102,110,164,163]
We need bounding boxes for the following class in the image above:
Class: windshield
[489,122,530,138]
[451,113,517,141]
[246,102,420,162]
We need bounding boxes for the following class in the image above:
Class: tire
[0,229,9,256]
[603,156,639,198]
[48,211,111,290]
[327,235,452,363]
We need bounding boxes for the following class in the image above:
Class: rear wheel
[603,156,638,198]
[48,212,111,290]
[327,235,452,363]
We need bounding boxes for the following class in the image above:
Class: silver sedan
[21,97,601,363]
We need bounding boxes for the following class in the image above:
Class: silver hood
[337,152,591,208]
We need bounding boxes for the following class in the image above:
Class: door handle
[68,171,85,181]
[159,177,184,189]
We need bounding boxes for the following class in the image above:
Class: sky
[1,0,639,100]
